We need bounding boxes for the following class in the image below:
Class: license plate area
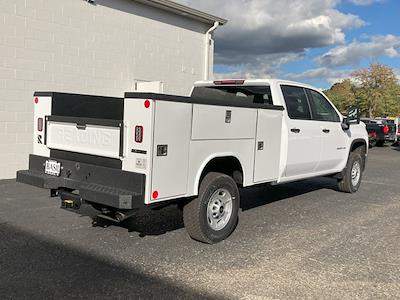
[45,160,61,177]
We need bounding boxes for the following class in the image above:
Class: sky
[176,0,400,89]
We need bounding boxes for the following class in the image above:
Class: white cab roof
[194,79,319,90]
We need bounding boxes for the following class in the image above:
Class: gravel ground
[0,146,399,299]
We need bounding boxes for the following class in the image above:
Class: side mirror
[341,106,360,131]
[341,118,350,131]
[347,106,360,125]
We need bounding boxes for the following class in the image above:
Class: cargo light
[37,118,43,132]
[135,126,143,143]
[383,125,389,134]
[213,80,245,85]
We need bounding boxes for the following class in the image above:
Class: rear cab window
[280,85,311,120]
[191,85,274,106]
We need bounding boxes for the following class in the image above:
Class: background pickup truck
[362,118,397,147]
[17,79,368,244]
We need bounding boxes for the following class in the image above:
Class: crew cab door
[305,89,348,172]
[281,85,322,177]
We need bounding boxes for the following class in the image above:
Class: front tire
[183,172,240,244]
[338,151,363,193]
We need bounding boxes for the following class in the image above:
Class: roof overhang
[133,0,227,26]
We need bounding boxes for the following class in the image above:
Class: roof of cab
[194,79,318,90]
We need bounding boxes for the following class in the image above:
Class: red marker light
[144,100,150,108]
[152,191,159,199]
[34,97,39,104]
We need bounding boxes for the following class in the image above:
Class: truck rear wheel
[183,172,240,244]
[338,151,363,193]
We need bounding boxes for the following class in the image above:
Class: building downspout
[204,21,219,80]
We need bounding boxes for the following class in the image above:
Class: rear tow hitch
[59,190,83,210]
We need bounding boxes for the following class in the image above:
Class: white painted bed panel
[122,98,155,204]
[192,105,257,140]
[33,96,52,158]
[151,101,192,201]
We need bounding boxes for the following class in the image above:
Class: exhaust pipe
[96,210,137,223]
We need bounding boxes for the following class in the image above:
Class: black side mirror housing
[341,118,350,131]
[342,106,360,131]
[347,106,360,125]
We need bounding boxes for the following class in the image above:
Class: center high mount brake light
[213,80,245,85]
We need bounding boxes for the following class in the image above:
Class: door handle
[291,128,301,133]
[322,129,330,133]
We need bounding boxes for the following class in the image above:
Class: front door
[306,89,348,172]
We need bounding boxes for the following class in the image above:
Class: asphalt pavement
[0,146,399,299]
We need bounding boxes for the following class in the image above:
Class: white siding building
[0,0,226,179]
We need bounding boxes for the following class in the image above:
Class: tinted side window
[191,86,273,105]
[307,90,340,122]
[281,85,311,120]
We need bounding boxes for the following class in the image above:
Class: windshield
[191,86,273,105]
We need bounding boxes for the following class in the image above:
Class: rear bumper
[17,154,145,210]
[384,134,396,141]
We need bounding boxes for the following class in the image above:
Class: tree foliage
[324,63,400,118]
[324,79,356,114]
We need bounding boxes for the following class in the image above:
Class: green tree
[351,64,399,118]
[324,79,356,113]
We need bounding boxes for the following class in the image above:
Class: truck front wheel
[183,172,240,244]
[338,151,363,193]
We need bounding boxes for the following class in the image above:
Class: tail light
[135,126,143,143]
[397,127,400,134]
[383,125,389,134]
[37,118,43,132]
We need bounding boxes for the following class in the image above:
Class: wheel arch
[194,154,244,195]
[349,138,368,171]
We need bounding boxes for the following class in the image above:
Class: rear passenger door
[306,89,347,172]
[281,85,322,177]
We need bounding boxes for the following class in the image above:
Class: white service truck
[17,79,368,244]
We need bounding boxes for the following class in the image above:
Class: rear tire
[338,151,363,193]
[376,140,385,147]
[183,172,240,244]
[369,139,376,148]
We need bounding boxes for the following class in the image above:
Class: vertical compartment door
[253,109,283,183]
[151,101,192,201]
